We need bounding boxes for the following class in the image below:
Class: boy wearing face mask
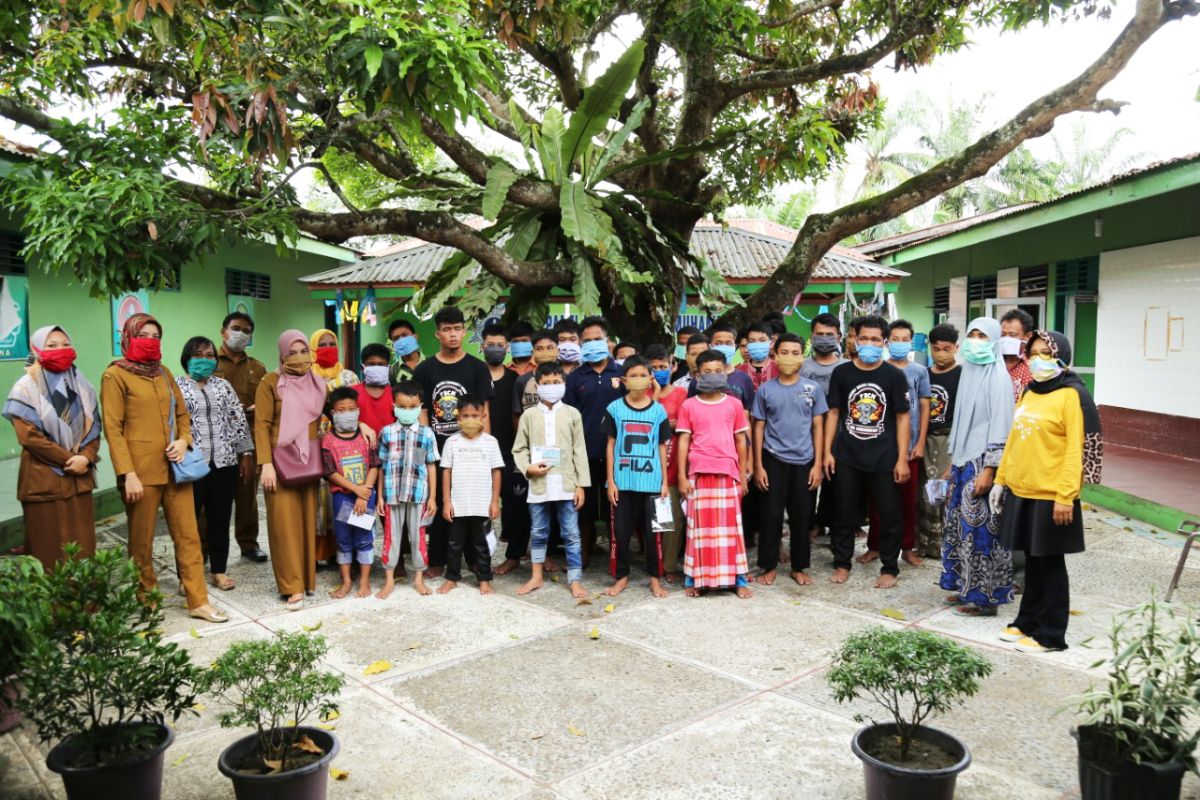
[646,344,687,582]
[670,326,701,384]
[803,313,847,541]
[214,312,269,562]
[439,396,504,596]
[690,323,756,414]
[735,322,778,391]
[322,387,381,599]
[918,324,961,559]
[554,318,583,376]
[353,343,397,434]
[387,318,423,385]
[377,380,439,598]
[507,321,536,376]
[601,357,672,598]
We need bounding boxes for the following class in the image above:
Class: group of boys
[315,302,983,599]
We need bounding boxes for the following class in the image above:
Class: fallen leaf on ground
[188,628,201,639]
[1069,609,1084,616]
[172,754,188,766]
[363,660,393,676]
[509,634,520,639]
[321,710,340,722]
[568,724,586,737]
[575,597,592,606]
[880,608,906,621]
[531,733,544,740]
[292,735,323,754]
[338,618,351,625]
[330,767,350,781]
[318,724,337,731]
[603,603,615,613]
[263,759,283,773]
[588,627,600,640]
[191,703,206,712]
[551,575,560,582]
[405,642,422,650]
[790,600,802,606]
[302,621,323,632]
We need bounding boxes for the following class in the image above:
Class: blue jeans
[530,501,582,583]
[332,491,375,566]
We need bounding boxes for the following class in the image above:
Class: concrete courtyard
[3,504,1199,800]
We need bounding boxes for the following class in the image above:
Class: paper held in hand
[652,496,674,532]
[335,493,378,530]
[530,446,561,467]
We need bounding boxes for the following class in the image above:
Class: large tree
[0,0,1195,340]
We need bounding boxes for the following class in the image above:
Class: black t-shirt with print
[412,353,494,449]
[826,360,911,472]
[927,365,961,435]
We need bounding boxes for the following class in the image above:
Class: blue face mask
[962,338,996,365]
[673,344,686,361]
[887,341,913,360]
[713,344,736,363]
[581,340,609,363]
[746,342,771,362]
[395,406,421,426]
[391,335,418,358]
[510,341,533,359]
[857,344,884,365]
[652,368,671,387]
[188,357,217,380]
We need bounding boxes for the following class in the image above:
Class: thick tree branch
[516,38,582,109]
[762,0,844,28]
[729,0,1198,326]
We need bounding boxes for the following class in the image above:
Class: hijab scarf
[3,326,100,461]
[948,317,1015,467]
[1024,330,1103,484]
[275,330,327,461]
[309,329,346,386]
[111,313,164,379]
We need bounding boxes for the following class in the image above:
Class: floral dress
[939,444,1014,608]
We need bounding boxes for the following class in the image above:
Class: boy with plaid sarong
[675,350,753,598]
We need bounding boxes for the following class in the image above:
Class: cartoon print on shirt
[845,382,887,440]
[929,384,949,425]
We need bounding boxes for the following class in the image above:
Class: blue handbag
[168,391,211,484]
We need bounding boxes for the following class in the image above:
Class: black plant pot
[851,723,972,800]
[0,680,20,734]
[45,722,174,800]
[1073,726,1186,800]
[218,726,340,800]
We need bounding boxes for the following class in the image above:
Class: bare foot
[809,528,819,542]
[755,569,777,585]
[376,578,396,599]
[604,577,629,597]
[437,579,457,594]
[664,571,682,585]
[791,570,813,586]
[517,577,543,595]
[736,585,753,599]
[902,550,924,567]
[873,574,898,589]
[544,557,560,573]
[856,550,879,564]
[649,577,668,598]
[494,558,520,576]
[330,582,352,599]
[569,581,588,599]
[356,580,371,598]
[479,580,494,595]
[425,566,444,579]
[829,567,850,584]
[684,587,701,597]
[413,573,432,596]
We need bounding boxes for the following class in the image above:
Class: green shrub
[827,627,992,761]
[0,556,48,692]
[1068,598,1200,773]
[18,546,204,766]
[204,631,344,771]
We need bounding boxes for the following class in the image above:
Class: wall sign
[0,276,30,362]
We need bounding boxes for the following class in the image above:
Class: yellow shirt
[996,387,1084,506]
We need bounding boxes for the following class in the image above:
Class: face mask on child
[391,335,418,357]
[483,345,507,366]
[696,372,728,393]
[395,407,421,426]
[746,342,771,362]
[624,375,651,393]
[457,417,484,435]
[332,410,360,434]
[537,383,566,404]
[712,344,736,362]
[557,342,581,363]
[775,354,803,375]
[581,340,609,363]
[363,365,389,386]
[652,368,671,387]
[887,341,913,360]
[510,341,533,359]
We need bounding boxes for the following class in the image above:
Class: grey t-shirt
[750,377,829,465]
[897,361,932,453]
[801,356,846,396]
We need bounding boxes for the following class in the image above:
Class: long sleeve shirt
[996,388,1084,506]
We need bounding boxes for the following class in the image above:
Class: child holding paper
[321,387,381,598]
[438,395,504,595]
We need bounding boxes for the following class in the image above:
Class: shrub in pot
[206,630,345,800]
[0,555,47,734]
[828,627,991,800]
[17,546,204,800]
[1067,598,1200,800]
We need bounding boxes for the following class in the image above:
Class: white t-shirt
[440,432,504,517]
[527,402,574,504]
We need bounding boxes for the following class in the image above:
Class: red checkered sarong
[683,473,748,588]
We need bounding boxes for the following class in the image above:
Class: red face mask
[315,345,339,369]
[127,337,162,364]
[38,347,77,373]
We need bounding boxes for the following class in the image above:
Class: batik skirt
[939,458,1014,607]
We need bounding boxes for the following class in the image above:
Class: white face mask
[1029,357,1063,382]
[224,329,251,352]
[537,383,566,404]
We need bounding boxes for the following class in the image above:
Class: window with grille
[1018,265,1049,296]
[1056,258,1098,295]
[0,231,28,275]
[968,276,997,302]
[225,269,271,300]
[932,285,949,316]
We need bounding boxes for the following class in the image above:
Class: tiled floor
[3,505,1199,799]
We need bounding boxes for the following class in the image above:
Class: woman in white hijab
[938,317,1016,617]
[2,326,101,570]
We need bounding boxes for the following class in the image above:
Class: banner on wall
[0,275,30,362]
[111,290,150,356]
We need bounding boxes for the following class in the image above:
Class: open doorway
[985,297,1046,328]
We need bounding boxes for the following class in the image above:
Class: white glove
[988,484,1006,517]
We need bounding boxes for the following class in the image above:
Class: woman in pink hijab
[255,330,327,610]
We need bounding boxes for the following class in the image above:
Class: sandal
[952,604,997,617]
[286,595,304,612]
[943,594,963,605]
[188,605,229,624]
[210,574,235,591]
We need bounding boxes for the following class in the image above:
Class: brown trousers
[232,456,261,552]
[124,481,209,610]
[22,494,97,572]
[266,481,318,596]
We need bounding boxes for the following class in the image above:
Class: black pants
[741,482,762,548]
[1011,554,1069,649]
[810,474,836,530]
[447,516,493,582]
[832,465,902,576]
[610,491,662,579]
[502,462,531,561]
[193,464,237,574]
[760,453,814,572]
[428,466,451,567]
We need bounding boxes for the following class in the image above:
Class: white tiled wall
[1096,237,1200,418]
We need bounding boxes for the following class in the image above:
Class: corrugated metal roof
[0,135,38,159]
[300,224,908,287]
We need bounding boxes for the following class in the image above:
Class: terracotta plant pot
[45,722,174,800]
[218,726,340,800]
[851,723,972,800]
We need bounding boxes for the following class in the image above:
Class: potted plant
[17,546,204,800]
[827,627,991,800]
[206,630,345,800]
[0,555,47,734]
[1068,598,1200,800]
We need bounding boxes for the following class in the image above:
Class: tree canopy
[0,0,1195,339]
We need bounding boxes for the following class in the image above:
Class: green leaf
[597,126,744,183]
[363,45,383,81]
[502,213,542,260]
[589,96,650,188]
[414,250,473,313]
[482,162,518,221]
[559,180,604,248]
[562,41,646,174]
[567,242,600,316]
[458,272,507,320]
[539,108,565,184]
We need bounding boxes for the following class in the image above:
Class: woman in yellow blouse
[994,330,1102,654]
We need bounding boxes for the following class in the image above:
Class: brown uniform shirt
[100,366,192,486]
[254,372,320,465]
[215,347,267,424]
[13,418,101,503]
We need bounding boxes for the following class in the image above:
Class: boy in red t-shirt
[322,387,381,599]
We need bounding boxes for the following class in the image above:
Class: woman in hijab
[257,330,326,610]
[310,329,359,390]
[939,317,1016,618]
[994,330,1101,654]
[3,326,102,570]
[101,314,228,623]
